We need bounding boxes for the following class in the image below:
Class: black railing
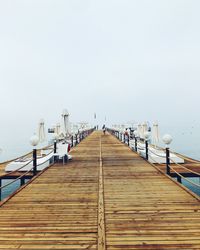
[107,127,200,194]
[0,127,95,202]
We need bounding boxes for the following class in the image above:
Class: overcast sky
[0,0,200,147]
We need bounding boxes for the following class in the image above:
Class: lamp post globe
[162,134,172,176]
[53,133,59,141]
[30,135,39,147]
[62,109,69,117]
[134,130,139,138]
[144,131,151,141]
[162,134,173,146]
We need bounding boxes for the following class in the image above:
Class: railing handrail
[109,127,200,190]
[0,164,34,190]
[148,154,200,188]
[169,157,200,177]
[37,150,54,167]
[0,159,33,178]
[0,143,54,165]
[0,149,54,178]
[0,128,95,195]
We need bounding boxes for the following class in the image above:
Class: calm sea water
[0,125,200,199]
[159,123,200,160]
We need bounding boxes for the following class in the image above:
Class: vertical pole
[20,178,25,186]
[33,148,37,176]
[145,140,148,160]
[71,136,73,148]
[166,147,170,175]
[54,141,57,153]
[75,134,78,145]
[135,137,137,152]
[177,175,182,183]
[54,140,57,163]
[0,178,2,201]
[127,135,130,146]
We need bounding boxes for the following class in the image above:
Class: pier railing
[107,128,200,193]
[0,128,95,201]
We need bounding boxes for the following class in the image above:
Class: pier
[0,131,200,249]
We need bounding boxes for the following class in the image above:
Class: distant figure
[124,128,129,143]
[124,128,129,136]
[102,124,106,135]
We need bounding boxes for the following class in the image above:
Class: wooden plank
[0,132,100,249]
[98,137,106,250]
[0,131,199,249]
[101,133,200,249]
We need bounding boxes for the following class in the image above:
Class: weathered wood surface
[0,131,199,249]
[98,137,106,250]
[0,135,100,249]
[102,134,200,249]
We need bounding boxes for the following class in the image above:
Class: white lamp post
[144,131,151,141]
[133,130,139,138]
[30,134,39,175]
[162,134,173,175]
[162,134,173,147]
[133,130,139,151]
[53,133,59,154]
[144,131,151,160]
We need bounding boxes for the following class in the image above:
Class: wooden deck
[0,131,200,249]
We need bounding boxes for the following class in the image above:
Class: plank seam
[97,136,106,250]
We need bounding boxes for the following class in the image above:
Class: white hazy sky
[0,0,200,147]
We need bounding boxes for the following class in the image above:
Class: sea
[0,124,200,199]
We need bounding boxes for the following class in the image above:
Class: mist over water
[160,122,200,160]
[1,121,200,162]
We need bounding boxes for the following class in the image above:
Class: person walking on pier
[124,128,129,144]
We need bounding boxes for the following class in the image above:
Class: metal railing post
[0,179,2,201]
[166,147,170,175]
[54,141,57,154]
[71,135,74,147]
[177,175,182,183]
[20,178,25,186]
[145,140,148,160]
[135,137,137,152]
[33,149,37,176]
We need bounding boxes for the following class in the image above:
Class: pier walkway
[0,131,200,249]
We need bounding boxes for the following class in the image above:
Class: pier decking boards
[0,132,200,249]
